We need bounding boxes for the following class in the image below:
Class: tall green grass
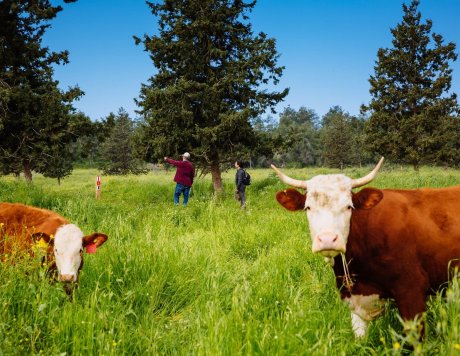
[2,165,460,354]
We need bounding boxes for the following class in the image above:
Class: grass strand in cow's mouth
[340,253,354,291]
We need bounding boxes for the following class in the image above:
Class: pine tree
[320,106,363,169]
[362,0,458,169]
[41,112,95,183]
[40,146,73,185]
[134,0,288,192]
[0,0,82,181]
[249,114,280,167]
[275,107,321,167]
[100,109,147,175]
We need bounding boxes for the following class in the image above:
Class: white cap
[182,152,190,159]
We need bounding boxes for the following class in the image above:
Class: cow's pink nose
[59,274,76,283]
[312,233,345,256]
[318,234,338,243]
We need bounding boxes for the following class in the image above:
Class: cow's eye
[305,206,311,211]
[347,205,353,210]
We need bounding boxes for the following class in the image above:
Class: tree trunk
[210,163,223,193]
[23,161,32,182]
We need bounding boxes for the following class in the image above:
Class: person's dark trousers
[239,187,246,208]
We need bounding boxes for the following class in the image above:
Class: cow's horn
[351,157,384,188]
[270,164,308,190]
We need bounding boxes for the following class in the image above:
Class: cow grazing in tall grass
[0,202,108,286]
[272,158,460,337]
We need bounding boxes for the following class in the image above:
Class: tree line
[0,0,458,191]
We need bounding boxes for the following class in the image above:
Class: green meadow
[2,165,460,355]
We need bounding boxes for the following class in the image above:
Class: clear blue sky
[44,0,460,121]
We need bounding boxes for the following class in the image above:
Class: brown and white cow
[0,202,108,284]
[272,158,460,337]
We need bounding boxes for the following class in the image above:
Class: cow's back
[0,203,68,254]
[351,186,460,291]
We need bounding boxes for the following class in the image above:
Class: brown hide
[334,186,460,321]
[0,202,68,258]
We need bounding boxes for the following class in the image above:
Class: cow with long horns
[272,158,460,337]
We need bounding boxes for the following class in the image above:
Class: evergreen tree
[40,146,73,185]
[320,106,363,169]
[0,0,82,181]
[70,116,108,168]
[100,109,147,175]
[134,0,288,192]
[36,111,93,184]
[362,0,458,169]
[349,115,373,167]
[432,113,460,166]
[250,114,280,167]
[274,107,321,167]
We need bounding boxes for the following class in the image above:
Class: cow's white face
[272,158,384,260]
[53,224,84,283]
[305,175,353,257]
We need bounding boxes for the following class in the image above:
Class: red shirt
[165,158,195,187]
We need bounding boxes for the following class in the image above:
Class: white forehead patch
[54,224,84,250]
[307,174,353,191]
[306,174,353,208]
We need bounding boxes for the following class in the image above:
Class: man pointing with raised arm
[164,152,195,206]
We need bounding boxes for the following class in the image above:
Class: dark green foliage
[134,0,288,190]
[250,115,280,167]
[362,0,459,168]
[274,107,321,167]
[0,0,84,181]
[71,135,102,168]
[71,113,120,168]
[320,106,368,168]
[36,111,94,184]
[39,145,74,185]
[432,115,460,166]
[100,109,148,175]
[251,106,371,169]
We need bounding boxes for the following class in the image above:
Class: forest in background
[1,0,459,188]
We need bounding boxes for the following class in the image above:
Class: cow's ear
[276,188,306,211]
[352,188,383,210]
[31,232,54,245]
[82,233,108,248]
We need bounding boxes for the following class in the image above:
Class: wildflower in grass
[454,343,460,350]
[393,342,401,350]
[35,238,49,250]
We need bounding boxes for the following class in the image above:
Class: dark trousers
[236,186,246,208]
